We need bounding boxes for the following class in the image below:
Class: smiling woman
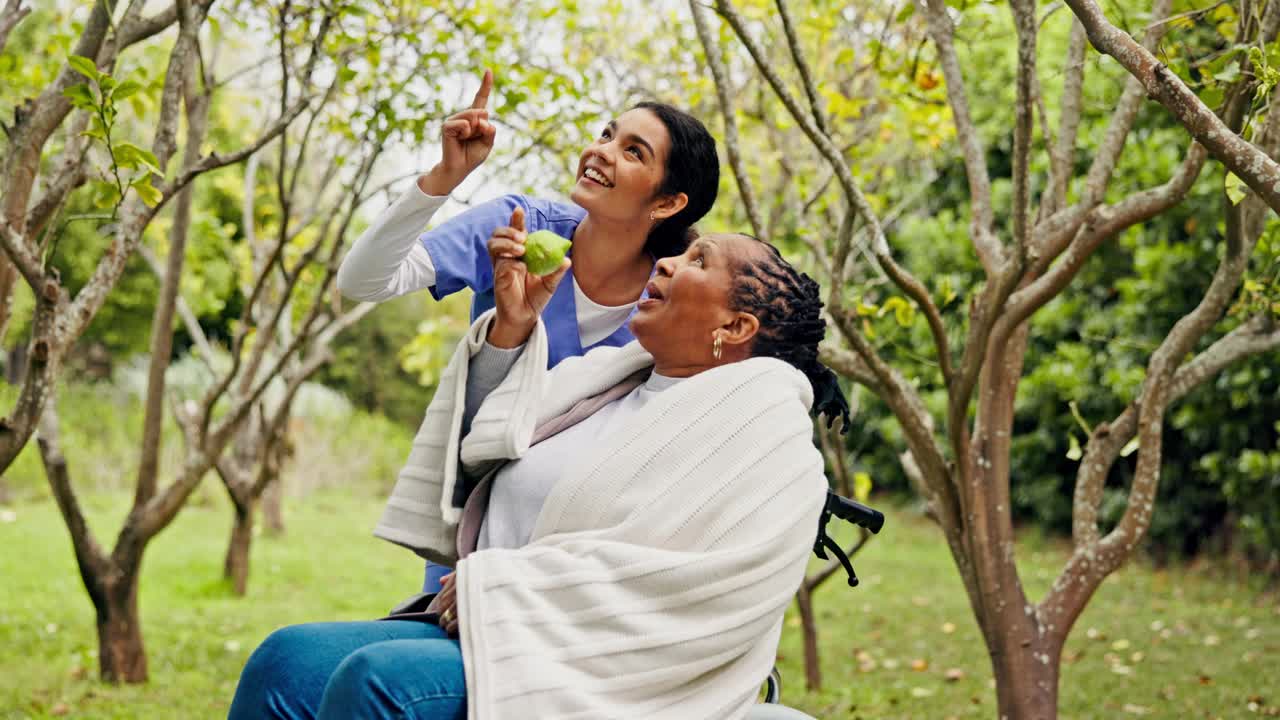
[332,69,721,595]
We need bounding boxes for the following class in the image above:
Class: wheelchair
[746,491,884,720]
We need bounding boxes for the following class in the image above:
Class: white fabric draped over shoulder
[375,309,828,720]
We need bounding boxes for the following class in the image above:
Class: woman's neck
[571,214,654,306]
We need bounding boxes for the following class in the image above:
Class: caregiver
[335,68,720,368]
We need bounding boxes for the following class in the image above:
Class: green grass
[1,490,1276,719]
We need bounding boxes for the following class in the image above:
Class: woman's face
[570,108,681,226]
[630,233,764,370]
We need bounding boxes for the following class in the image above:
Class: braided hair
[729,238,851,431]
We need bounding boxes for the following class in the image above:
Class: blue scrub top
[420,193,645,367]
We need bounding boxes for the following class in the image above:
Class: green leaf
[1213,63,1241,84]
[895,3,915,22]
[939,277,956,305]
[894,301,915,327]
[853,471,873,503]
[61,83,96,111]
[1199,86,1224,110]
[66,54,99,81]
[114,142,163,175]
[1066,433,1083,461]
[130,176,162,207]
[1225,172,1248,205]
[111,78,144,101]
[93,181,121,209]
[881,297,916,327]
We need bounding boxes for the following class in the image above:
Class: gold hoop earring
[712,333,723,360]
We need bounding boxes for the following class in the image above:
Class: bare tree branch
[1083,0,1173,206]
[1065,0,1280,214]
[1010,0,1037,254]
[774,0,828,135]
[37,393,110,591]
[716,0,954,386]
[0,0,31,59]
[918,0,1000,274]
[689,0,765,239]
[1043,19,1087,216]
[818,341,883,394]
[136,244,215,367]
[136,57,209,507]
[1006,143,1208,332]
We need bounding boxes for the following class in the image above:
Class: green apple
[522,229,572,276]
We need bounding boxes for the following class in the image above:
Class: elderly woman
[230,225,849,720]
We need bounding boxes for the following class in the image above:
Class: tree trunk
[95,576,147,683]
[262,473,285,535]
[795,582,822,690]
[0,259,16,344]
[984,622,1061,720]
[224,500,254,596]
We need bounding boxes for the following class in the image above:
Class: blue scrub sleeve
[419,194,526,300]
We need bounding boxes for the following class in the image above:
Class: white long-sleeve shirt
[337,186,634,346]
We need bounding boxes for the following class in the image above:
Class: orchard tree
[700,0,1280,716]
[0,0,341,682]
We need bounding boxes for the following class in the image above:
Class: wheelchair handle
[824,492,884,534]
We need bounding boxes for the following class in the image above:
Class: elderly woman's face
[629,233,763,368]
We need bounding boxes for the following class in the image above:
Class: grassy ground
[1,489,1275,719]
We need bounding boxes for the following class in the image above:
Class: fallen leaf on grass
[51,703,69,716]
[909,686,934,698]
[910,658,928,671]
[0,509,16,523]
[941,622,956,634]
[1204,634,1221,646]
[1122,703,1150,715]
[944,668,965,682]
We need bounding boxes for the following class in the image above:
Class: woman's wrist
[417,165,468,197]
[487,318,535,349]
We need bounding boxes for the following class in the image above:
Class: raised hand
[486,206,571,348]
[419,69,497,196]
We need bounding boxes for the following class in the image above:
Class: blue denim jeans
[228,620,465,720]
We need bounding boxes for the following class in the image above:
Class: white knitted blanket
[375,310,828,719]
